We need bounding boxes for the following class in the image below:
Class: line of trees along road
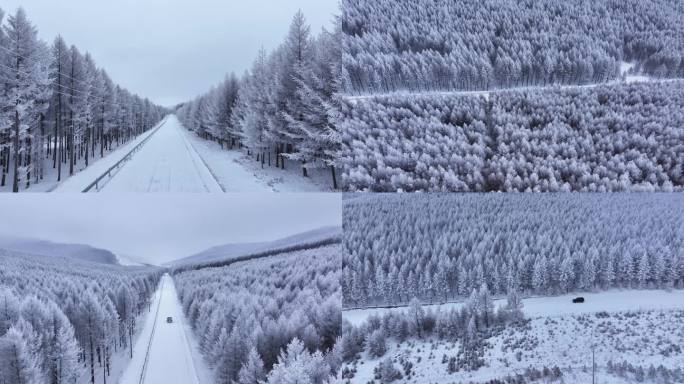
[342,0,684,94]
[0,249,161,384]
[0,7,166,192]
[342,194,684,308]
[174,244,342,384]
[177,11,342,189]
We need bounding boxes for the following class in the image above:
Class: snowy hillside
[343,297,684,384]
[342,0,683,94]
[173,243,342,384]
[343,193,684,308]
[0,248,162,384]
[169,225,342,269]
[0,235,120,265]
[340,193,684,383]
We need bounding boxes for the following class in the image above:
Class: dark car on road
[167,317,173,323]
[573,297,585,304]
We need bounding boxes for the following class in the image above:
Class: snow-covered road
[100,116,223,193]
[119,274,209,384]
[343,289,684,326]
[344,76,683,102]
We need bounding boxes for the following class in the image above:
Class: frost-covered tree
[2,8,48,192]
[341,0,681,93]
[343,194,684,306]
[173,243,341,383]
[0,248,161,384]
[238,347,266,384]
[339,80,684,192]
[366,329,386,358]
[0,7,166,191]
[0,322,45,384]
[176,10,341,189]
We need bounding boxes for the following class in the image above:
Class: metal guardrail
[139,277,166,384]
[82,118,168,193]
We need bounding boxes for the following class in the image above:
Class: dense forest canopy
[174,244,342,384]
[339,81,684,192]
[342,194,684,307]
[0,249,161,384]
[341,0,684,94]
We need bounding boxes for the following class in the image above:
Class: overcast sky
[0,0,339,107]
[0,194,340,265]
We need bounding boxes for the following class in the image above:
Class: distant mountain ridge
[0,236,120,265]
[168,226,342,269]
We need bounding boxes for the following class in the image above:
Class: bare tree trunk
[12,110,20,193]
[330,166,337,190]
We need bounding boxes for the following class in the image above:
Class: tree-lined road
[119,274,206,384]
[99,116,223,193]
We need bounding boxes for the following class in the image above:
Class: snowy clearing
[344,290,684,384]
[97,116,223,193]
[346,309,684,384]
[343,289,684,326]
[119,274,210,384]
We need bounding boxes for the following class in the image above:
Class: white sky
[0,194,341,265]
[0,0,339,107]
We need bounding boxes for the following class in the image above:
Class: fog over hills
[167,225,342,267]
[0,236,120,265]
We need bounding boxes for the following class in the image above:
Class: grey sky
[0,194,341,265]
[0,0,339,107]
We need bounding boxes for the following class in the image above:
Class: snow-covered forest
[173,243,342,384]
[341,193,684,384]
[0,248,161,384]
[340,81,684,192]
[176,11,342,190]
[341,0,684,94]
[0,7,167,192]
[342,194,684,308]
[341,291,684,383]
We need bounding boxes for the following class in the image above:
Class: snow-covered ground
[344,290,684,384]
[0,120,163,193]
[119,274,211,384]
[52,114,333,193]
[345,65,681,102]
[52,120,166,193]
[184,126,338,192]
[96,116,222,193]
[343,289,684,326]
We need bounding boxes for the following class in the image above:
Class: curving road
[100,116,224,193]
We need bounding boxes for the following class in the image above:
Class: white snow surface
[346,290,684,384]
[183,126,337,192]
[51,120,165,193]
[119,274,210,384]
[99,116,222,193]
[343,289,684,326]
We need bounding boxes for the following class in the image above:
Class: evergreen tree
[237,347,266,384]
[3,8,47,192]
